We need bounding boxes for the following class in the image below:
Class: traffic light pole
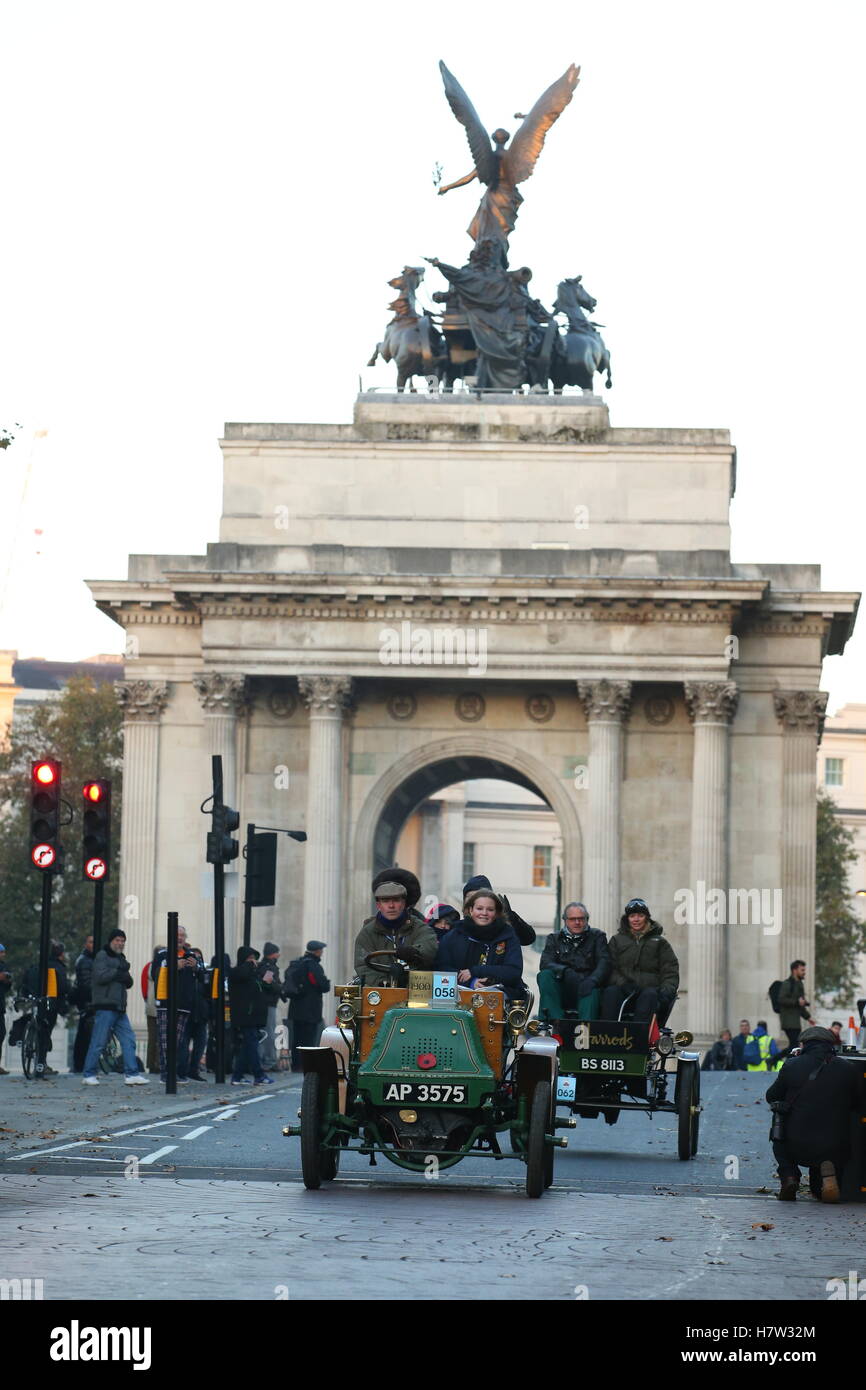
[38,872,52,998]
[92,878,105,954]
[242,822,255,950]
[212,755,226,1086]
[165,911,178,1096]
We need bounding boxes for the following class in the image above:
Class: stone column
[773,690,828,979]
[193,673,250,956]
[116,680,169,1037]
[577,680,631,933]
[299,676,354,980]
[684,681,739,1040]
[420,801,443,899]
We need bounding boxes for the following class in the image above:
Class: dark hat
[463,874,493,899]
[263,941,280,957]
[374,881,408,900]
[624,898,650,916]
[107,928,127,945]
[236,945,259,964]
[372,867,421,907]
[799,1026,837,1045]
[426,902,460,923]
[306,940,326,952]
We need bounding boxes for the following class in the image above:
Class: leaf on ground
[751,1222,774,1231]
[162,1165,177,1171]
[656,1235,674,1241]
[755,1186,771,1194]
[38,1131,59,1139]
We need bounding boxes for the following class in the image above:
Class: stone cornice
[116,680,169,722]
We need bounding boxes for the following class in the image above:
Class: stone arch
[352,733,583,924]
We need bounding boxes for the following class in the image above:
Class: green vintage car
[283,954,565,1197]
[549,1015,701,1160]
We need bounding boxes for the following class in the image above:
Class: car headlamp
[506,1005,528,1031]
[656,1033,675,1056]
[336,1001,356,1023]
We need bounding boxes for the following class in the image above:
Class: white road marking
[181,1126,213,1140]
[7,1141,89,1161]
[212,1108,239,1122]
[139,1145,178,1165]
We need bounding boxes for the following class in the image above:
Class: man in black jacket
[538,902,610,1021]
[257,942,282,1071]
[286,942,331,1070]
[151,926,202,1083]
[766,1026,863,1202]
[228,946,272,1086]
[81,929,148,1085]
[72,935,95,1072]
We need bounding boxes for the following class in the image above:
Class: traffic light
[30,759,62,871]
[82,779,111,881]
[207,800,240,865]
[247,831,277,907]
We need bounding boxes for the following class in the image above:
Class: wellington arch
[90,394,859,1045]
[353,733,582,891]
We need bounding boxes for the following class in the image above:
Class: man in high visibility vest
[744,1019,780,1071]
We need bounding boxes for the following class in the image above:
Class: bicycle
[16,995,48,1079]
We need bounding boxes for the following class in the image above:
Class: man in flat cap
[766,1025,863,1202]
[354,869,437,987]
[285,941,331,1070]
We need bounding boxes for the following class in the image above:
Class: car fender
[299,1035,345,1109]
[515,1035,558,1107]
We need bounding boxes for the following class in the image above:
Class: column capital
[116,679,169,722]
[193,672,249,716]
[299,675,355,714]
[685,680,739,725]
[773,689,828,738]
[577,679,631,722]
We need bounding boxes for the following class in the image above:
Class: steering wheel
[364,949,409,971]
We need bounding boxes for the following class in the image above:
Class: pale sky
[1,0,864,711]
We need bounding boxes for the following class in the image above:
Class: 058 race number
[383,1083,467,1103]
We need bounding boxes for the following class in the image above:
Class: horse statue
[367,266,445,392]
[550,276,612,394]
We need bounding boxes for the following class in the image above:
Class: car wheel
[320,1087,340,1181]
[525,1080,552,1198]
[677,1060,699,1160]
[300,1072,323,1189]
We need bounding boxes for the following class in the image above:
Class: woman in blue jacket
[435,890,526,1000]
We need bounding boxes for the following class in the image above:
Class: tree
[815,788,866,1003]
[0,677,123,974]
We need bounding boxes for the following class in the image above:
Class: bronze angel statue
[437,59,579,253]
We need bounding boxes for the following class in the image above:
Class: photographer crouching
[766,1025,863,1202]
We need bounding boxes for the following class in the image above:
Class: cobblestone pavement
[2,1172,865,1302]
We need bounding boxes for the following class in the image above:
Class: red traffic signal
[30,759,62,873]
[82,779,111,882]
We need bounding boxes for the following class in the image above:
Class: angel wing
[439,60,496,186]
[507,63,580,185]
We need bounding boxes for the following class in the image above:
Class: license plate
[382,1081,468,1104]
[556,1076,576,1102]
[577,1056,626,1072]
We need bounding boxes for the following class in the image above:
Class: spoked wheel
[319,1087,340,1181]
[22,1020,39,1079]
[526,1080,552,1198]
[99,1035,120,1075]
[677,1060,700,1160]
[300,1072,323,1189]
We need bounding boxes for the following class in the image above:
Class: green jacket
[777,975,811,1031]
[608,919,680,997]
[353,909,437,986]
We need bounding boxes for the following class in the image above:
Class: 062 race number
[383,1082,467,1103]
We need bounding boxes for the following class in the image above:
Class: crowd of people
[0,930,332,1083]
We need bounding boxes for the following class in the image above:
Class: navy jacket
[435,918,525,998]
